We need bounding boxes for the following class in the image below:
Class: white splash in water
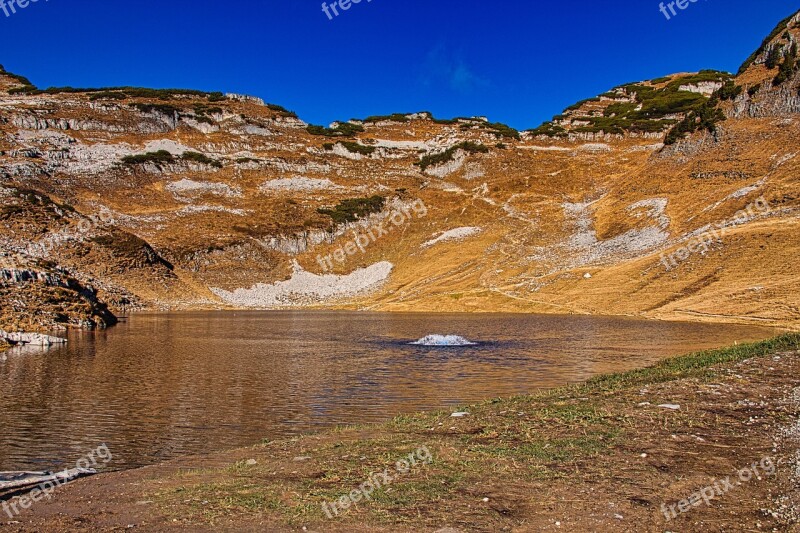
[410,335,477,347]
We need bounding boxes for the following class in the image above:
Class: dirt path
[3,335,800,532]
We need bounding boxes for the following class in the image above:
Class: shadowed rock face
[0,11,799,329]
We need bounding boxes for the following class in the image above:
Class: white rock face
[424,150,467,177]
[577,143,612,153]
[166,179,241,198]
[211,261,394,308]
[679,81,724,96]
[176,205,248,217]
[259,176,341,193]
[144,139,193,155]
[422,227,482,248]
[530,197,671,268]
[331,143,365,160]
[225,93,266,106]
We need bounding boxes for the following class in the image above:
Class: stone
[0,330,67,347]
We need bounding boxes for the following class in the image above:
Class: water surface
[0,311,778,471]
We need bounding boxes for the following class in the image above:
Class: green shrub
[339,141,376,156]
[131,103,180,116]
[363,113,410,123]
[121,150,175,166]
[266,103,298,118]
[565,97,600,111]
[482,122,520,140]
[718,81,743,101]
[5,68,36,93]
[766,44,785,69]
[89,91,128,101]
[526,122,567,137]
[663,71,731,92]
[182,151,223,168]
[317,196,386,224]
[306,122,365,137]
[649,76,673,84]
[748,83,762,97]
[773,43,797,86]
[739,11,796,74]
[193,104,223,116]
[417,141,489,171]
[10,85,227,100]
[637,91,707,117]
[663,100,725,145]
[122,150,222,168]
[603,102,638,117]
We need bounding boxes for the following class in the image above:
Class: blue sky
[1,0,797,130]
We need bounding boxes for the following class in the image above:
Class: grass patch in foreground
[151,334,800,527]
[576,333,800,394]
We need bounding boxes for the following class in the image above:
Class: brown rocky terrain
[1,10,799,331]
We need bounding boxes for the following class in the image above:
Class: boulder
[0,330,67,346]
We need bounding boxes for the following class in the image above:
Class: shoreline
[4,333,800,531]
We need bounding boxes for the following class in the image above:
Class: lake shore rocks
[0,330,67,347]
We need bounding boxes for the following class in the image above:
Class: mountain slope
[1,9,799,330]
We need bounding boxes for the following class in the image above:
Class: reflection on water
[0,311,778,470]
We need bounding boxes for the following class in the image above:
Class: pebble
[658,404,681,410]
[245,459,257,466]
[451,412,470,418]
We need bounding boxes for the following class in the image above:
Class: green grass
[578,333,800,392]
